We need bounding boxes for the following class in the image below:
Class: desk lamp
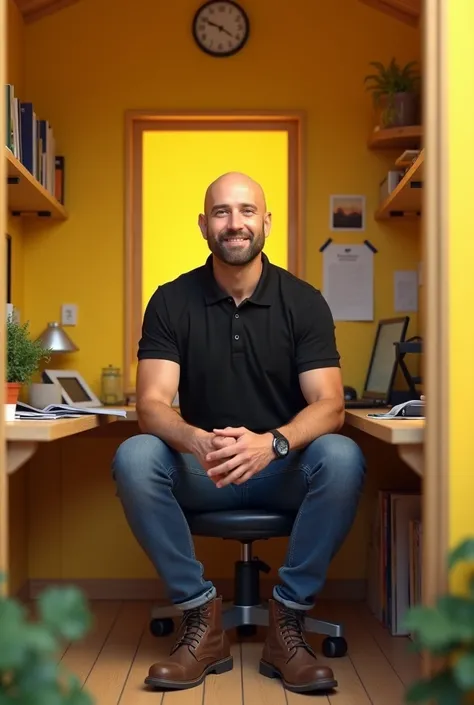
[36,321,79,353]
[28,323,79,408]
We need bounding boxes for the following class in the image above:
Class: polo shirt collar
[203,253,275,306]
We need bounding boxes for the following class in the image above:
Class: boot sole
[259,660,338,693]
[144,656,233,690]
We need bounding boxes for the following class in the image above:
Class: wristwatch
[269,429,290,459]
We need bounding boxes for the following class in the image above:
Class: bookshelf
[6,147,67,219]
[375,149,424,221]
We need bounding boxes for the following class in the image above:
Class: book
[366,489,423,636]
[14,402,127,420]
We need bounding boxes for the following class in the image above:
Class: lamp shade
[36,322,79,353]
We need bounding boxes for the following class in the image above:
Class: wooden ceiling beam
[359,0,421,27]
[14,0,81,23]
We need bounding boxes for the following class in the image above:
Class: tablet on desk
[42,369,102,408]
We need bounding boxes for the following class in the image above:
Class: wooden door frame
[0,0,7,596]
[423,0,449,605]
[123,110,305,395]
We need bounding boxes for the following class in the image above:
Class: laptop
[345,316,410,409]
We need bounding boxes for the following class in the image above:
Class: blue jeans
[112,433,366,612]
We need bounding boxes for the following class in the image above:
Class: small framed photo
[330,194,366,232]
[42,369,102,408]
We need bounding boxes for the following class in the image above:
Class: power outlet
[61,304,78,326]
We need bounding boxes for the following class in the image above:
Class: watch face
[275,437,289,457]
[193,0,249,57]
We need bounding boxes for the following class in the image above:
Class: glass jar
[100,365,123,405]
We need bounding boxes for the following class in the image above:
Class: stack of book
[5,82,64,203]
[367,489,422,636]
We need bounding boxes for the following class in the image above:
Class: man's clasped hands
[192,427,276,488]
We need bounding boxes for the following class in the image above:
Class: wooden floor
[45,599,421,704]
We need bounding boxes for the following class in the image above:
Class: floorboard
[29,599,421,704]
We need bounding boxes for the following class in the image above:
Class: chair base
[149,547,348,656]
[149,601,348,656]
[150,601,343,638]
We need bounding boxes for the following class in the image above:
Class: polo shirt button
[234,334,240,340]
[234,313,239,319]
[228,297,233,303]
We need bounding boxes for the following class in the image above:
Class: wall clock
[192,0,250,58]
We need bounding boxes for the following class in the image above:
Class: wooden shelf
[5,146,67,220]
[375,149,424,220]
[368,125,423,150]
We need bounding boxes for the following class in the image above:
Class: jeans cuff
[273,586,314,612]
[175,585,217,612]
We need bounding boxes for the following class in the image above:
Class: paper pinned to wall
[322,243,374,321]
[394,270,418,312]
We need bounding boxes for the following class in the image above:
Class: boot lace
[278,606,316,656]
[173,605,209,651]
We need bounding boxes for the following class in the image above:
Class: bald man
[112,172,366,694]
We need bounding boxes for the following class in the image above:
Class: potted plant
[364,57,421,128]
[5,312,51,418]
[403,537,474,703]
[0,576,94,703]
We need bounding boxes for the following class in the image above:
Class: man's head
[198,172,272,266]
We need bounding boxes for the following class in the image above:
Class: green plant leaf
[38,586,93,641]
[6,316,51,384]
[453,651,474,689]
[405,669,464,704]
[0,599,29,669]
[403,605,472,649]
[15,659,59,693]
[65,677,95,705]
[448,538,474,570]
[23,623,58,655]
[364,57,420,99]
[437,594,474,633]
[14,688,64,705]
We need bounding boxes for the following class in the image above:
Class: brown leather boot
[145,596,233,690]
[259,599,338,693]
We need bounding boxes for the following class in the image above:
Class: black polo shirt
[138,253,340,434]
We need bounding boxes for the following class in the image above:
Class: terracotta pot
[5,382,22,421]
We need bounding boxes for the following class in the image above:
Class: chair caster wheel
[237,624,257,638]
[150,617,174,637]
[322,636,348,658]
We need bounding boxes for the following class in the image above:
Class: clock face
[192,0,249,57]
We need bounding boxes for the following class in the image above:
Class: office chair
[149,509,348,658]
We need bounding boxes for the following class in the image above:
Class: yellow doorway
[141,129,289,311]
[125,111,303,392]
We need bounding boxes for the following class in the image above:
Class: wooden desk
[5,413,123,474]
[5,406,424,476]
[344,409,424,476]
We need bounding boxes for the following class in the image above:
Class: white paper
[323,243,374,321]
[394,270,418,312]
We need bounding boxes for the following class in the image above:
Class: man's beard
[207,228,265,266]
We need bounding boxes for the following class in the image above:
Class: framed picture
[330,195,366,231]
[42,369,102,408]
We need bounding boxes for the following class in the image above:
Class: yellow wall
[11,0,421,584]
[21,0,421,396]
[448,0,474,590]
[142,129,289,309]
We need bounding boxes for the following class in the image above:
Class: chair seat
[185,510,296,541]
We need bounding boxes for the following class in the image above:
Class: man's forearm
[277,399,345,450]
[137,400,202,453]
